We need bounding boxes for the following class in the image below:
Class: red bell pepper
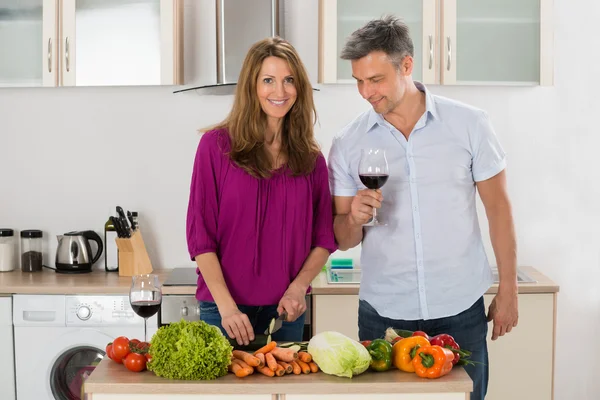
[412,331,430,341]
[429,334,461,365]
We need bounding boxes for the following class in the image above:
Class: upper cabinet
[0,0,182,88]
[319,0,553,86]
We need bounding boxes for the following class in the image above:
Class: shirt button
[416,233,420,239]
[413,206,418,212]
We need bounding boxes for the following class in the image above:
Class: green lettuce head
[147,320,232,380]
[307,331,371,378]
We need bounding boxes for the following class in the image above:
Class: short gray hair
[340,15,414,68]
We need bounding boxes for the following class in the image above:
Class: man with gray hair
[328,15,518,400]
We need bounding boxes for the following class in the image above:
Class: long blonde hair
[208,37,319,178]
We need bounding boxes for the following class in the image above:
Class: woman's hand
[219,306,254,346]
[277,284,307,322]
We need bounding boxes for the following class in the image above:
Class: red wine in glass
[130,274,162,341]
[131,301,161,319]
[358,148,389,226]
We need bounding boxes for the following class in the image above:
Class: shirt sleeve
[186,131,222,260]
[311,153,338,254]
[471,111,507,182]
[328,137,358,197]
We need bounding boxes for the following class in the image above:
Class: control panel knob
[77,306,92,321]
[181,306,188,317]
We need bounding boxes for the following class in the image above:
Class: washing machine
[13,295,158,400]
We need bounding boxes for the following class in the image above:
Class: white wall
[0,0,598,398]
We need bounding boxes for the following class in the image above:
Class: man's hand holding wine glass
[348,189,384,226]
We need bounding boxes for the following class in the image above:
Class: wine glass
[129,274,162,342]
[358,148,390,226]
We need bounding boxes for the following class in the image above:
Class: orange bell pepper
[392,336,431,372]
[412,345,455,379]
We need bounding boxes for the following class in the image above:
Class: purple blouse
[186,129,337,306]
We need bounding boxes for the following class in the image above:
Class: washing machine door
[50,345,104,400]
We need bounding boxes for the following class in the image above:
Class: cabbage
[307,331,371,378]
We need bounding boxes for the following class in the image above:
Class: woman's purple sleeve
[311,154,338,254]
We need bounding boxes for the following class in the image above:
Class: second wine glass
[358,148,389,226]
[129,274,162,342]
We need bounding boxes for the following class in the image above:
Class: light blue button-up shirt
[328,82,506,320]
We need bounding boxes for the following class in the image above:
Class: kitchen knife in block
[114,230,153,277]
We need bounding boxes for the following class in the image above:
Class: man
[328,15,518,400]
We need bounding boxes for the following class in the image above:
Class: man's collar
[366,81,439,132]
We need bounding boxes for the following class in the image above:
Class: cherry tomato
[112,336,131,361]
[105,343,121,364]
[124,352,147,372]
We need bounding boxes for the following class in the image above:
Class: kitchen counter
[0,269,171,295]
[84,358,472,399]
[311,265,559,295]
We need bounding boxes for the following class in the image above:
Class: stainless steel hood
[175,0,281,93]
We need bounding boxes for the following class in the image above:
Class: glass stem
[373,206,378,224]
[144,318,147,342]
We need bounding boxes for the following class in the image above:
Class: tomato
[112,336,131,361]
[145,353,152,363]
[129,339,141,347]
[136,341,150,352]
[124,352,147,372]
[360,340,372,348]
[105,343,121,364]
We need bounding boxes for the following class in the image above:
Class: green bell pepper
[367,339,393,372]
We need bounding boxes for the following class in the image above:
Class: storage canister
[20,230,43,272]
[0,229,16,272]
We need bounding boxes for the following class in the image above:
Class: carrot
[298,351,312,363]
[296,359,311,374]
[255,352,266,368]
[308,362,319,373]
[278,361,293,374]
[274,363,285,377]
[254,341,277,355]
[269,347,298,362]
[290,360,301,375]
[256,365,275,377]
[265,352,278,371]
[228,361,252,378]
[231,358,254,375]
[232,350,261,367]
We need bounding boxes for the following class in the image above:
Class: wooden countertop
[84,358,472,395]
[0,269,171,295]
[0,266,558,296]
[310,266,559,295]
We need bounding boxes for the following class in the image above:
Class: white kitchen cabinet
[0,0,182,87]
[0,297,15,400]
[312,292,556,400]
[319,0,553,86]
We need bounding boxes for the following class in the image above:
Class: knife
[264,311,288,335]
[127,210,136,231]
[110,216,122,238]
[116,206,131,238]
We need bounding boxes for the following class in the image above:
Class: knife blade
[264,311,287,335]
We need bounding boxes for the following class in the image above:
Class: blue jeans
[199,301,305,342]
[359,297,489,400]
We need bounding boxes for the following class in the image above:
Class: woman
[186,37,336,345]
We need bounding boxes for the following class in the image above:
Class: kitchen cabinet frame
[319,0,554,86]
[41,0,183,87]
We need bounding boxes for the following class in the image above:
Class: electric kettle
[55,230,104,274]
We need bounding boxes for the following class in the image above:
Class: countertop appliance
[161,267,312,341]
[0,296,15,400]
[55,231,104,274]
[13,295,157,400]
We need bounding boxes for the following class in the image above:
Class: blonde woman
[186,37,336,345]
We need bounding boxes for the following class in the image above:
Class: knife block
[114,230,153,277]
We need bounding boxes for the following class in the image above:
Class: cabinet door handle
[47,38,52,73]
[271,0,280,37]
[428,34,433,70]
[446,36,452,71]
[65,37,70,72]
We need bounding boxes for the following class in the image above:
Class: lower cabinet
[312,292,556,400]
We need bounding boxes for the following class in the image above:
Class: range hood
[175,0,281,94]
